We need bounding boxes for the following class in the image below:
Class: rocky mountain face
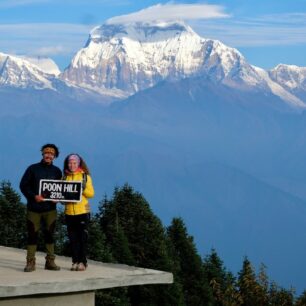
[0,52,56,90]
[61,21,266,97]
[59,20,306,109]
[0,52,116,105]
[269,64,306,91]
[1,21,306,109]
[269,64,306,101]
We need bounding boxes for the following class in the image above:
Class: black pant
[66,213,90,265]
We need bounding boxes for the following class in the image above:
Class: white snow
[21,56,61,76]
[63,20,264,95]
[254,66,306,108]
[269,64,306,90]
[1,20,306,109]
[0,52,54,90]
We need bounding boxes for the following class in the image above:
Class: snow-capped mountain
[2,21,306,108]
[0,52,117,105]
[0,52,55,90]
[269,64,306,91]
[269,64,306,102]
[61,20,265,96]
[254,66,305,108]
[21,56,61,76]
[60,20,306,109]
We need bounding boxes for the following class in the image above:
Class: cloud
[33,45,67,56]
[0,23,92,56]
[0,0,130,8]
[0,0,49,8]
[0,9,305,68]
[191,13,306,47]
[106,3,230,24]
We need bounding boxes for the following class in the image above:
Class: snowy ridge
[0,52,122,104]
[21,56,61,76]
[254,66,306,108]
[0,52,54,90]
[269,64,306,90]
[61,20,265,95]
[1,20,306,109]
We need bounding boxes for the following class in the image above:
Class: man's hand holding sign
[39,179,82,202]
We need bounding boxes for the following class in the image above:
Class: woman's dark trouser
[65,213,90,265]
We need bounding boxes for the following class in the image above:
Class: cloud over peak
[106,3,230,24]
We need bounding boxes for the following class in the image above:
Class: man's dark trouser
[26,210,57,259]
[65,213,90,265]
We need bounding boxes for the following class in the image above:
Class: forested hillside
[1,180,305,306]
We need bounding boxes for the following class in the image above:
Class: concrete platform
[0,246,173,305]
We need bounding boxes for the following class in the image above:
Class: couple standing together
[19,144,94,272]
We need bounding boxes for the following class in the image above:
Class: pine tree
[238,257,268,306]
[54,207,70,256]
[295,290,306,306]
[203,249,241,306]
[99,184,184,305]
[100,184,170,268]
[167,217,213,305]
[99,195,134,265]
[203,249,227,289]
[222,274,243,306]
[269,282,294,306]
[95,288,131,306]
[88,214,112,262]
[256,263,269,305]
[0,181,26,248]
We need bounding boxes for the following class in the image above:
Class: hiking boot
[76,262,86,271]
[24,257,36,272]
[45,256,60,271]
[70,263,78,271]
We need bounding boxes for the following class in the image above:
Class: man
[20,144,62,272]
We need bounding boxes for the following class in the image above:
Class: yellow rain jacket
[64,171,94,216]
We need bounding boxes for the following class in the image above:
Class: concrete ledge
[0,246,173,298]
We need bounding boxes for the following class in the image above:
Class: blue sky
[0,0,305,70]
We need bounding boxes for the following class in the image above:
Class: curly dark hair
[41,143,59,158]
[63,153,90,174]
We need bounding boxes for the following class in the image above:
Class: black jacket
[20,160,62,212]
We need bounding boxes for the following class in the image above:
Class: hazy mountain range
[1,20,306,292]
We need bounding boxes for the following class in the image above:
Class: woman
[63,153,94,271]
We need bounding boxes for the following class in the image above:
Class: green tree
[0,181,26,248]
[99,184,183,305]
[295,290,306,306]
[222,274,243,306]
[269,282,294,306]
[95,288,131,306]
[88,214,112,262]
[99,195,134,265]
[238,257,268,306]
[256,263,269,306]
[167,217,213,305]
[54,207,70,256]
[204,249,241,306]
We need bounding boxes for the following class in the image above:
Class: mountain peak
[89,20,196,44]
[269,63,306,90]
[21,56,61,76]
[0,52,54,89]
[61,20,306,107]
[63,19,264,95]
